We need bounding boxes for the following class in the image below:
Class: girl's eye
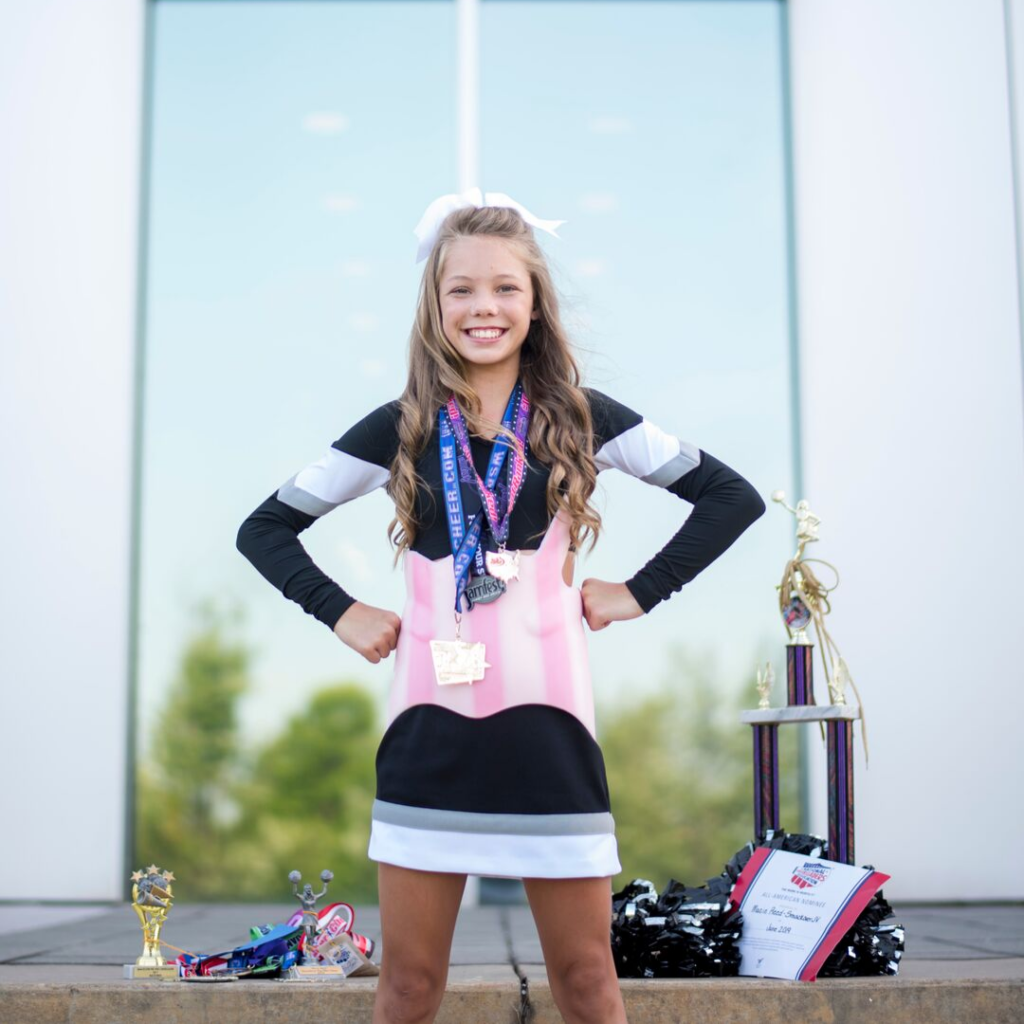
[449,285,519,295]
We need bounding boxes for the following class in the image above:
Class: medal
[430,640,490,685]
[464,572,506,607]
[485,547,520,582]
[430,614,490,686]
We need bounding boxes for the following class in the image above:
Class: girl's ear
[531,309,540,320]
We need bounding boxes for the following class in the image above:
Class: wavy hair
[386,204,602,560]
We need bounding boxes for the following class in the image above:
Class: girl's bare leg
[372,862,467,1024]
[523,875,628,1024]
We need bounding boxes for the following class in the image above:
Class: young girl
[237,194,765,1023]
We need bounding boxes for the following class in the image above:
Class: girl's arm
[584,388,766,617]
[235,402,400,635]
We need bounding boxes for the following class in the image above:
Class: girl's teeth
[467,329,504,338]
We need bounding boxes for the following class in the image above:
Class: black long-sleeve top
[236,388,766,629]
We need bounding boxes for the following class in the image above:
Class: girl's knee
[379,961,447,1017]
[556,952,620,1009]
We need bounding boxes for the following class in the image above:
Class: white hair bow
[413,187,566,263]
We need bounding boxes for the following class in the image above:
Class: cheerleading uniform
[236,388,765,878]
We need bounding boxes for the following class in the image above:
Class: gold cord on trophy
[773,492,869,763]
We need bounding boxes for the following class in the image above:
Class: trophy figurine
[772,490,825,703]
[289,869,334,963]
[129,865,178,979]
[828,656,850,706]
[755,661,775,710]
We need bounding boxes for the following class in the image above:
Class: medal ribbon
[439,385,527,612]
[444,386,530,546]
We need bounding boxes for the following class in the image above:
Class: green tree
[599,647,801,892]
[136,603,248,898]
[231,684,380,903]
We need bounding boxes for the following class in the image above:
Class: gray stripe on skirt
[371,799,616,836]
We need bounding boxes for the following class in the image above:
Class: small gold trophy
[130,865,179,979]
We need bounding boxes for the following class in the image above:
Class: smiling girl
[237,194,765,1022]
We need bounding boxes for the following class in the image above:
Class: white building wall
[2,0,1022,901]
[789,0,1024,898]
[0,0,144,899]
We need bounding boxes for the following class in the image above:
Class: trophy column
[752,722,779,839]
[786,640,815,705]
[742,705,861,862]
[827,718,856,864]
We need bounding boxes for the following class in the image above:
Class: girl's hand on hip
[580,579,643,632]
[333,602,402,663]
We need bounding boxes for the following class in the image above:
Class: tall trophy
[740,493,864,864]
[127,865,179,979]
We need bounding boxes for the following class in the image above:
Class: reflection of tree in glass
[140,621,788,903]
[136,603,249,899]
[232,685,378,903]
[137,605,379,902]
[599,646,800,891]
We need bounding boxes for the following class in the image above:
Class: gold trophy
[129,865,179,979]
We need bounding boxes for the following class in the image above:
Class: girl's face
[438,235,539,377]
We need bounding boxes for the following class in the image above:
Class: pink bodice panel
[387,511,596,738]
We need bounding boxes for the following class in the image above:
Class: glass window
[480,1,795,699]
[138,0,796,897]
[139,0,456,898]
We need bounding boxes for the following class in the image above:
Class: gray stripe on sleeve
[276,475,339,517]
[641,440,701,487]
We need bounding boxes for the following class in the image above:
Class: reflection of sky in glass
[142,0,457,743]
[480,1,794,699]
[141,0,793,747]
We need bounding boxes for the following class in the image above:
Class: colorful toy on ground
[174,901,375,979]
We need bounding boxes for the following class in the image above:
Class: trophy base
[124,963,180,980]
[287,964,349,981]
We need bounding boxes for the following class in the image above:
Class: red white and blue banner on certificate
[731,848,889,981]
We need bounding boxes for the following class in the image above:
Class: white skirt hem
[367,819,621,879]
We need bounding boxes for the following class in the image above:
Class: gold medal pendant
[485,547,520,582]
[430,640,490,685]
[430,614,490,686]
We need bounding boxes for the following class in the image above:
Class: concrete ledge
[2,973,1022,1024]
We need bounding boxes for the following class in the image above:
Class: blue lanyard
[439,387,519,613]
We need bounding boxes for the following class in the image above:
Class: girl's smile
[439,235,539,374]
[463,326,509,343]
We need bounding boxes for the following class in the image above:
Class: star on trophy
[129,865,179,979]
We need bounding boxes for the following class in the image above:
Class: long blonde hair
[387,205,602,559]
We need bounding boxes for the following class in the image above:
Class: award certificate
[732,848,889,981]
